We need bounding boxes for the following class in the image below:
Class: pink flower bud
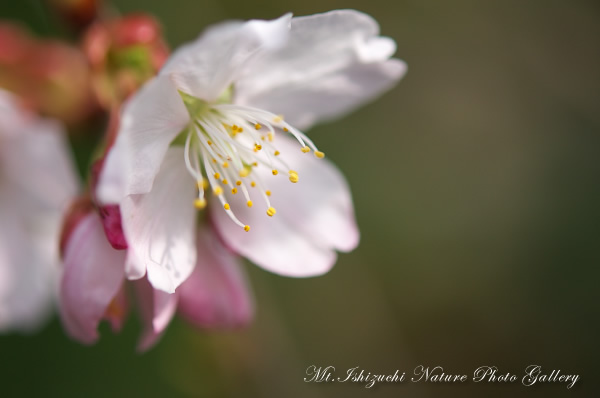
[111,14,162,48]
[90,159,128,250]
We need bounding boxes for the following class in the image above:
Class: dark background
[1,0,599,397]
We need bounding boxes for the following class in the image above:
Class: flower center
[179,92,325,232]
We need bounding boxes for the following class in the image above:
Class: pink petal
[178,226,253,328]
[134,277,178,352]
[59,213,126,344]
[103,285,129,333]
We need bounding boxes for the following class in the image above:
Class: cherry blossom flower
[97,10,407,293]
[0,89,79,332]
[59,201,252,351]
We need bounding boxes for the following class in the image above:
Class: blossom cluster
[0,2,405,350]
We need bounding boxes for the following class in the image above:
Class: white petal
[235,10,406,129]
[241,59,406,129]
[0,90,79,333]
[59,213,126,344]
[0,89,30,138]
[121,147,197,293]
[0,118,79,210]
[211,136,359,277]
[97,76,189,204]
[0,190,55,332]
[160,14,292,102]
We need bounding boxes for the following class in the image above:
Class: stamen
[194,198,207,209]
[185,100,329,230]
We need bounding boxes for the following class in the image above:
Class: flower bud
[0,23,96,125]
[24,41,96,124]
[82,14,169,108]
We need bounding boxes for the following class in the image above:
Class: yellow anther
[196,180,208,190]
[266,207,277,217]
[255,123,261,130]
[254,144,262,152]
[301,146,310,153]
[207,140,212,145]
[224,203,230,210]
[289,170,299,183]
[238,127,243,132]
[252,162,258,167]
[247,200,253,207]
[261,136,265,141]
[244,225,250,232]
[272,169,278,176]
[266,190,271,196]
[268,132,274,142]
[193,198,207,209]
[236,180,242,186]
[273,115,283,123]
[232,124,238,131]
[212,158,217,163]
[239,167,250,177]
[231,188,238,194]
[315,151,325,159]
[283,127,289,132]
[222,179,228,185]
[222,162,229,168]
[214,172,220,179]
[251,181,256,187]
[213,186,223,195]
[274,150,280,156]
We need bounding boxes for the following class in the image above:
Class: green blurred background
[1,0,599,397]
